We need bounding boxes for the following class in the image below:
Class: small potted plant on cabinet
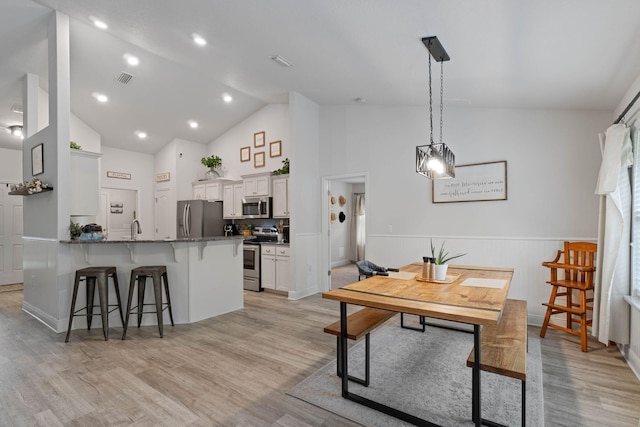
[242,224,254,236]
[201,155,222,179]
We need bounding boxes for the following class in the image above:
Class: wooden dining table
[322,263,514,427]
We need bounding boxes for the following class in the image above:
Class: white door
[155,188,172,239]
[0,185,24,285]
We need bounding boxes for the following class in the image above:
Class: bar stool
[65,266,124,342]
[122,266,174,339]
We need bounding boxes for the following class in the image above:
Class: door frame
[320,172,368,293]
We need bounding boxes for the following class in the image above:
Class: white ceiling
[1,0,640,153]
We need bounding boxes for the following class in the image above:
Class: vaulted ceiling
[1,0,640,153]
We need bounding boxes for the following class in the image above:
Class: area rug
[289,318,543,426]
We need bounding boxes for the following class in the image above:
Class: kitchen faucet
[131,219,142,240]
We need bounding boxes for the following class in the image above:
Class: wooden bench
[324,307,396,386]
[467,299,528,427]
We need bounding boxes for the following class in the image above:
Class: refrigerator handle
[186,203,191,236]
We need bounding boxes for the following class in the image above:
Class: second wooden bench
[324,307,396,386]
[467,298,528,427]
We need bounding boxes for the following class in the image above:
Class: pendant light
[416,36,455,179]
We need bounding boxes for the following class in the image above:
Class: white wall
[319,104,611,324]
[207,104,290,180]
[175,138,206,201]
[101,146,155,240]
[0,148,22,183]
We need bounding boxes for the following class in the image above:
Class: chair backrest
[562,241,597,284]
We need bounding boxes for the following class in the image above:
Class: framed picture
[240,146,251,162]
[254,131,265,147]
[254,152,265,168]
[31,143,43,176]
[269,140,281,158]
[432,160,507,203]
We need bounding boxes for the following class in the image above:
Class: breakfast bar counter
[60,236,250,329]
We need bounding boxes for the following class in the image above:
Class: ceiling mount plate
[422,36,450,62]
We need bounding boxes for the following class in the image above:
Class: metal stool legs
[122,266,174,339]
[65,267,123,342]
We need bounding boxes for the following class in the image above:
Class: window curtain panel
[351,194,366,262]
[593,123,632,345]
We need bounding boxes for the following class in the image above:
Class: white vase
[434,264,448,281]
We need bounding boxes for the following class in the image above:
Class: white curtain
[351,194,366,262]
[593,123,632,345]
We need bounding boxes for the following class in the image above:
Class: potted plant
[201,155,222,179]
[272,158,290,176]
[70,141,82,150]
[431,239,466,280]
[69,221,83,240]
[242,224,254,236]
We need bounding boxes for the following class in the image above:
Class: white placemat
[460,278,507,289]
[389,271,417,280]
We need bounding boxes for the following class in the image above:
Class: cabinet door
[272,177,288,218]
[222,185,235,218]
[205,182,221,201]
[193,184,206,200]
[276,253,291,291]
[261,254,276,290]
[244,177,257,196]
[233,184,244,218]
[255,175,270,196]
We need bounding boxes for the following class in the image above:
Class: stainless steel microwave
[242,197,272,218]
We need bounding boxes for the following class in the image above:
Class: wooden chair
[539,241,597,352]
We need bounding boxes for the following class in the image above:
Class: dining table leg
[472,324,481,426]
[340,302,349,398]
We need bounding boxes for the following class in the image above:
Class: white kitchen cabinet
[261,245,290,292]
[193,183,206,200]
[223,182,244,219]
[243,173,271,197]
[193,180,221,201]
[70,150,101,216]
[272,175,290,218]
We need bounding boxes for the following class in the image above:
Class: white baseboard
[22,301,62,333]
[288,286,318,300]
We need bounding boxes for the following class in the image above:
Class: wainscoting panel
[367,235,596,326]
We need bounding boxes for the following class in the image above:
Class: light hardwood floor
[0,287,638,426]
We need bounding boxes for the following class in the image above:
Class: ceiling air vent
[115,72,135,85]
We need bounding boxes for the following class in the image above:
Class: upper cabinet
[223,181,244,219]
[272,175,290,218]
[193,180,222,201]
[70,150,101,215]
[243,173,271,197]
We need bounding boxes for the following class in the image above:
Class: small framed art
[269,140,281,158]
[254,152,265,168]
[240,146,251,162]
[31,143,43,176]
[254,131,265,147]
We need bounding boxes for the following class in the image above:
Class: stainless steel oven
[243,242,261,291]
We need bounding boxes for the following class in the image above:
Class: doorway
[0,184,23,285]
[98,188,139,240]
[321,173,367,291]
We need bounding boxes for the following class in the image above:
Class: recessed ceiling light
[354,97,367,104]
[124,54,140,66]
[90,16,108,30]
[188,120,199,129]
[135,131,147,139]
[92,92,108,103]
[191,33,207,46]
[269,55,294,68]
[222,94,233,103]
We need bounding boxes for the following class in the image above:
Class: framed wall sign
[432,160,507,203]
[31,143,43,176]
[269,140,281,157]
[240,146,251,162]
[254,152,265,168]
[254,131,265,147]
[107,171,132,180]
[156,172,171,182]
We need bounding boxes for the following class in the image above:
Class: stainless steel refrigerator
[177,200,225,238]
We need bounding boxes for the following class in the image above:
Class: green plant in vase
[69,221,83,240]
[430,239,466,280]
[201,155,222,179]
[272,158,289,176]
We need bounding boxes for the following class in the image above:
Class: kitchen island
[59,236,250,330]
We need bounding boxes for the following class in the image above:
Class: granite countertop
[61,236,254,244]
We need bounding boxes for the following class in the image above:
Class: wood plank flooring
[0,287,638,426]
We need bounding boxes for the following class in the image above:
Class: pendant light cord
[440,61,444,144]
[428,54,434,145]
